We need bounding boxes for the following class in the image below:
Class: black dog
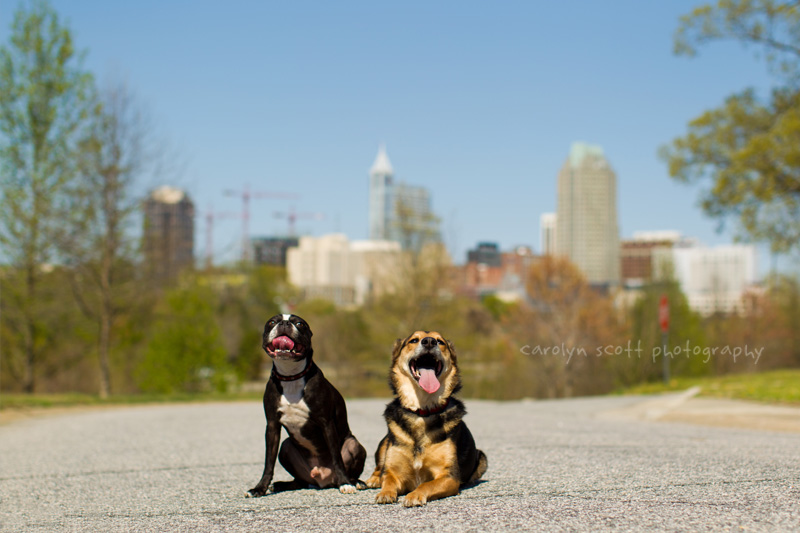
[247,314,367,496]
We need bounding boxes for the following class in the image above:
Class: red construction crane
[223,185,299,262]
[203,205,242,269]
[274,207,325,237]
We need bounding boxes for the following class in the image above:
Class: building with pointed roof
[368,144,394,241]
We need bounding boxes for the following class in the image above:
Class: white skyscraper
[540,212,556,255]
[368,144,394,241]
[555,142,620,286]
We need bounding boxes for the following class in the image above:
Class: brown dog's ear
[391,337,405,360]
[446,339,458,361]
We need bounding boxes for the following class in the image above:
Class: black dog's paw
[354,480,368,490]
[245,486,270,498]
[339,483,357,494]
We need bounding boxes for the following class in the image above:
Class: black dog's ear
[262,326,271,353]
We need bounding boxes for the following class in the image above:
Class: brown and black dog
[365,330,487,506]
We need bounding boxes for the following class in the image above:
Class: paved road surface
[1,396,799,532]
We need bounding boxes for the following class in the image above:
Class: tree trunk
[23,263,37,393]
[98,311,112,398]
[97,219,115,398]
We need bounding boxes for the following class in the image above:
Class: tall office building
[540,212,556,255]
[367,145,438,251]
[368,144,394,241]
[251,236,299,267]
[555,142,620,286]
[143,186,195,283]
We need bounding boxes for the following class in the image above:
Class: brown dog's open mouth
[409,353,444,394]
[266,335,305,358]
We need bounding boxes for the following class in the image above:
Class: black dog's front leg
[247,418,281,497]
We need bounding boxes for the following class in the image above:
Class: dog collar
[271,360,314,382]
[413,399,450,417]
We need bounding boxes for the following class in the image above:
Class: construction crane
[203,205,242,269]
[274,207,325,237]
[223,185,299,262]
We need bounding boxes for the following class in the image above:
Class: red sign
[659,295,669,333]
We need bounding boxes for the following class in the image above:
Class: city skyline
[0,1,779,273]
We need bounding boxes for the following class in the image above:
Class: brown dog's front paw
[365,474,381,489]
[403,490,428,507]
[375,490,398,504]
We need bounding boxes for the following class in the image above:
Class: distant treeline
[2,256,798,400]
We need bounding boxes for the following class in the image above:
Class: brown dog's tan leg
[375,469,402,504]
[403,440,460,506]
[366,435,390,489]
[403,475,460,507]
[365,467,382,489]
[375,447,414,504]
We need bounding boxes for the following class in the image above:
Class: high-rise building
[539,213,556,255]
[251,236,299,267]
[143,186,195,283]
[467,242,502,267]
[367,145,438,251]
[653,243,758,315]
[555,142,620,286]
[620,231,681,287]
[368,145,394,241]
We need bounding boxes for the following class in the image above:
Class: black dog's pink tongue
[418,368,440,394]
[272,336,295,351]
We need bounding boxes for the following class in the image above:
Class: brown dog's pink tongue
[418,368,440,394]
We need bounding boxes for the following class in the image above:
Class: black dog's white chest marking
[278,379,317,454]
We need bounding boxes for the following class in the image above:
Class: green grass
[0,391,263,411]
[4,369,799,411]
[621,369,800,405]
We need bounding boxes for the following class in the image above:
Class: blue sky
[0,1,778,269]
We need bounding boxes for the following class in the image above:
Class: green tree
[0,264,93,392]
[0,1,95,392]
[138,282,231,393]
[661,1,800,254]
[59,81,158,397]
[628,281,707,383]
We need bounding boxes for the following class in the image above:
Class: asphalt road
[1,396,799,532]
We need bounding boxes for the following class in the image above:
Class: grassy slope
[621,369,800,405]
